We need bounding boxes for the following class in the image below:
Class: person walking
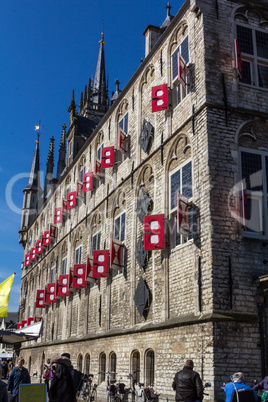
[172,359,203,402]
[223,372,258,402]
[61,353,83,393]
[43,358,52,392]
[7,358,30,402]
[48,356,76,402]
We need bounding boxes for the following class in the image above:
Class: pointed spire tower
[19,131,43,247]
[57,124,67,180]
[91,29,108,113]
[44,136,56,199]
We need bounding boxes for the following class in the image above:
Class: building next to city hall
[17,0,268,400]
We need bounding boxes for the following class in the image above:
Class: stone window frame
[75,244,82,265]
[144,348,155,387]
[169,22,190,107]
[130,350,140,383]
[109,351,117,381]
[77,354,83,372]
[116,99,129,162]
[84,353,90,375]
[99,352,106,383]
[234,7,268,88]
[239,146,268,238]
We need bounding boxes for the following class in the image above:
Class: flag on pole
[0,274,15,318]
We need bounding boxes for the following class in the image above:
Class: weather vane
[35,121,43,142]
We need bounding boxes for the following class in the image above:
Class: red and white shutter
[177,193,189,235]
[46,283,58,303]
[73,264,88,288]
[67,191,77,209]
[27,317,36,326]
[83,173,94,192]
[235,39,243,79]
[144,214,165,250]
[92,250,109,278]
[21,320,28,328]
[24,254,31,267]
[35,240,43,254]
[118,128,128,155]
[36,289,46,308]
[110,238,125,270]
[58,272,72,297]
[54,207,63,224]
[152,84,168,112]
[101,147,115,168]
[30,247,37,261]
[42,231,51,246]
[94,158,103,181]
[16,322,23,330]
[177,52,187,89]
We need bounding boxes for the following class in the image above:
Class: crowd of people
[1,355,268,401]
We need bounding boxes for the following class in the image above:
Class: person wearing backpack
[223,372,258,402]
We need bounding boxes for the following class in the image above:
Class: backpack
[230,388,256,402]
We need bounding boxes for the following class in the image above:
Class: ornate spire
[44,136,55,199]
[57,124,67,180]
[68,89,77,122]
[79,92,84,112]
[92,30,108,110]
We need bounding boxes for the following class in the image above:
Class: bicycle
[79,373,98,402]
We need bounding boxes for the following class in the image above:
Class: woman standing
[48,356,76,402]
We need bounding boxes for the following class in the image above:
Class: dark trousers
[10,396,18,402]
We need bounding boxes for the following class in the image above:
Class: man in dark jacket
[172,359,203,402]
[7,358,31,402]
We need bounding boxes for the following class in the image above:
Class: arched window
[84,354,90,375]
[99,353,106,383]
[145,349,154,387]
[109,352,116,381]
[235,7,268,88]
[130,350,140,383]
[77,354,83,372]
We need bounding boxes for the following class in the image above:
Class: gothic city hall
[17,0,268,400]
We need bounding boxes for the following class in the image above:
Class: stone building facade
[17,0,268,400]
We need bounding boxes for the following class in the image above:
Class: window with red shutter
[144,214,165,250]
[46,283,58,303]
[110,238,125,271]
[58,272,72,297]
[151,84,168,112]
[83,172,94,192]
[67,191,77,209]
[36,289,46,308]
[35,240,43,254]
[92,250,109,278]
[101,147,115,168]
[24,254,31,267]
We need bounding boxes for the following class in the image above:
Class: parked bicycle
[79,373,98,402]
[123,371,159,402]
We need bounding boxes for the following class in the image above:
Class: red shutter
[27,317,36,326]
[24,254,31,267]
[35,240,43,254]
[67,191,77,209]
[235,39,243,79]
[110,238,125,270]
[36,289,46,308]
[54,207,63,223]
[83,173,94,192]
[152,84,168,112]
[92,250,109,278]
[46,283,58,303]
[101,146,115,168]
[49,224,57,239]
[17,322,23,330]
[58,272,72,297]
[118,128,128,155]
[242,182,248,230]
[77,181,84,200]
[177,52,187,89]
[42,231,51,246]
[177,193,189,235]
[30,247,37,261]
[144,214,165,250]
[94,158,103,181]
[21,320,28,328]
[73,264,88,288]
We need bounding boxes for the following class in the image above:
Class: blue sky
[0,0,184,313]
